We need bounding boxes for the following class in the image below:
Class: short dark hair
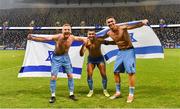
[106,16,115,21]
[88,29,95,32]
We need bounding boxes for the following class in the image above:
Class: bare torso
[108,26,133,49]
[85,39,102,57]
[54,34,74,55]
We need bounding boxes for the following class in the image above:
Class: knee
[51,75,57,80]
[87,72,93,77]
[129,73,135,76]
[102,75,107,80]
[67,73,73,79]
[114,73,120,77]
[87,74,93,80]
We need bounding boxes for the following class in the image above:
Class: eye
[108,21,113,23]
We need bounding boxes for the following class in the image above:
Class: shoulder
[107,30,114,36]
[85,39,91,47]
[70,35,75,39]
[52,34,61,40]
[54,34,62,38]
[106,30,112,36]
[107,30,111,35]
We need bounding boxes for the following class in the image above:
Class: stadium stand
[0,4,179,49]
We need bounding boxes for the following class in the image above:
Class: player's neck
[62,36,68,41]
[111,26,119,32]
[90,38,95,43]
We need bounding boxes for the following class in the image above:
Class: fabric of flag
[18,34,84,79]
[96,21,164,63]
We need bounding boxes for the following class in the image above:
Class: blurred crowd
[0,4,180,49]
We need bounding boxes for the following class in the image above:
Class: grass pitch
[0,49,180,108]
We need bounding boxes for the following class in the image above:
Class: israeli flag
[19,21,164,78]
[96,21,164,63]
[18,35,84,79]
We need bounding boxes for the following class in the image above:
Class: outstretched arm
[97,38,116,45]
[97,33,109,39]
[73,36,87,43]
[103,40,116,45]
[79,43,87,57]
[27,34,58,42]
[122,19,148,30]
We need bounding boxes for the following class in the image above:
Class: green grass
[0,49,180,108]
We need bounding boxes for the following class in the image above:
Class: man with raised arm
[104,17,148,103]
[28,24,87,103]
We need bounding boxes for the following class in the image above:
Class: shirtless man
[27,24,87,103]
[104,17,148,103]
[80,30,115,97]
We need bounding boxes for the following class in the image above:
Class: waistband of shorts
[54,52,68,56]
[119,46,134,51]
[88,55,104,59]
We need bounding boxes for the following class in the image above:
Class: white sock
[103,89,107,92]
[129,93,134,96]
[70,91,74,96]
[116,91,121,95]
[51,92,55,97]
[90,90,93,92]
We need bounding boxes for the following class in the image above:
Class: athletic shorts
[87,55,105,65]
[114,48,136,74]
[51,53,72,76]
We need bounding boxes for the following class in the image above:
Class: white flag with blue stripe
[96,21,164,63]
[18,34,84,79]
[19,21,163,78]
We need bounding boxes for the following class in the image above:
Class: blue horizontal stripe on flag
[36,41,83,46]
[127,21,142,25]
[96,28,109,37]
[19,65,82,75]
[104,46,163,60]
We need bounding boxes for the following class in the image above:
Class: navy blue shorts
[87,55,105,65]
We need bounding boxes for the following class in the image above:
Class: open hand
[27,34,33,40]
[142,19,149,25]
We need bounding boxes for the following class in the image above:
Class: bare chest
[57,38,73,48]
[109,30,127,42]
[87,41,101,50]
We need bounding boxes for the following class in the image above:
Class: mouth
[109,24,116,29]
[88,37,95,40]
[109,24,114,27]
[64,32,71,35]
[64,32,71,38]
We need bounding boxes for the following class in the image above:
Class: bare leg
[97,63,107,90]
[97,63,110,97]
